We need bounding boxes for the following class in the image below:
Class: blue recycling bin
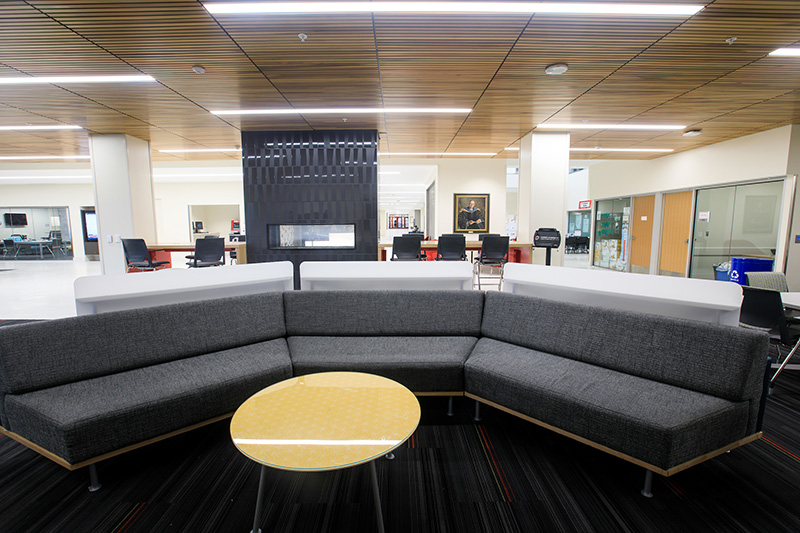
[715,265,729,281]
[728,257,773,285]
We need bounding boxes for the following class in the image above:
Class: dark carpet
[1,373,799,533]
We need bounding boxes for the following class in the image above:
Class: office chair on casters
[391,235,423,261]
[436,234,467,261]
[474,235,509,290]
[122,238,170,273]
[187,237,225,267]
[739,286,800,390]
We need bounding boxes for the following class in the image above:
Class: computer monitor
[192,221,204,233]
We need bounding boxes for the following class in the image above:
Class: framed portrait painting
[453,193,490,234]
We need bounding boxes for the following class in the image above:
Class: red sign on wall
[578,200,592,210]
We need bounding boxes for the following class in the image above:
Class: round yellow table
[231,371,421,533]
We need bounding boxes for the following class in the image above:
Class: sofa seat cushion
[465,339,751,470]
[4,339,292,465]
[288,336,478,392]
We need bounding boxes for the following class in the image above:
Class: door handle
[683,239,689,243]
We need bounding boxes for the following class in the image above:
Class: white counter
[300,261,473,290]
[503,263,743,326]
[74,261,294,315]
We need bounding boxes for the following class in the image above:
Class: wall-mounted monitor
[268,224,356,250]
[4,213,28,227]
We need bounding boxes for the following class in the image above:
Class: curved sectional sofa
[0,290,770,495]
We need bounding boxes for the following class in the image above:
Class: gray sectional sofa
[0,289,770,496]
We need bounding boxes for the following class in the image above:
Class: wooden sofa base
[466,393,763,477]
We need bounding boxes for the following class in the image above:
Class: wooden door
[659,191,694,276]
[630,195,655,272]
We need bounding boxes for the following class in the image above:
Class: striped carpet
[1,373,799,532]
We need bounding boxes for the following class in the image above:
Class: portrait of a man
[453,194,490,233]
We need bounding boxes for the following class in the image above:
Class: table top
[781,292,800,310]
[230,372,420,472]
[146,242,244,251]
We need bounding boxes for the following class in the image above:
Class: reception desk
[146,241,247,266]
[378,241,532,263]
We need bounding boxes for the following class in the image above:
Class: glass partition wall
[0,206,73,259]
[689,180,784,279]
[593,198,631,271]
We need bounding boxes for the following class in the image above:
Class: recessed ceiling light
[769,48,800,56]
[210,107,472,115]
[204,2,703,16]
[538,123,685,131]
[569,147,674,152]
[0,75,156,85]
[0,125,82,131]
[544,63,568,75]
[385,152,496,156]
[159,148,243,153]
[682,129,703,137]
[0,155,91,160]
[192,66,207,74]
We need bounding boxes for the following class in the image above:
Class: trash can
[728,257,774,285]
[714,264,730,281]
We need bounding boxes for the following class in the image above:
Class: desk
[503,263,743,327]
[300,260,473,290]
[74,261,293,315]
[14,240,54,259]
[378,241,532,263]
[146,242,247,266]
[780,293,800,310]
[231,372,420,533]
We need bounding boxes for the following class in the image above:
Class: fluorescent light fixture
[378,171,401,175]
[204,2,703,16]
[504,147,520,151]
[0,75,155,85]
[538,123,685,131]
[386,152,496,156]
[0,125,82,131]
[769,48,800,57]
[0,155,91,160]
[159,148,242,153]
[211,107,471,116]
[234,438,401,446]
[569,147,674,152]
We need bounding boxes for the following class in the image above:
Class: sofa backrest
[284,290,484,336]
[0,292,286,398]
[481,291,768,403]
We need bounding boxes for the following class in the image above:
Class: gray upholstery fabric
[481,292,768,404]
[0,292,286,397]
[465,338,750,470]
[3,338,291,464]
[284,290,484,336]
[288,336,478,392]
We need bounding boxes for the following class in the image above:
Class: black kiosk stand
[533,228,561,266]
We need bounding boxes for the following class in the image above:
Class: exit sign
[578,200,592,210]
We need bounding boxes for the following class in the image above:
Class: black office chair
[186,237,225,267]
[478,233,500,242]
[1,239,13,257]
[564,236,577,254]
[391,235,423,261]
[474,235,509,290]
[739,286,800,388]
[436,234,467,261]
[229,234,246,264]
[122,238,170,273]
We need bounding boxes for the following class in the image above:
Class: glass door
[593,198,631,271]
[689,180,784,279]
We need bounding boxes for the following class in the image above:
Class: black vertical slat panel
[242,130,379,288]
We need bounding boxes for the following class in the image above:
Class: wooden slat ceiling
[0,0,798,161]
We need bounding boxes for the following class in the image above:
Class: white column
[89,134,157,274]
[518,131,570,266]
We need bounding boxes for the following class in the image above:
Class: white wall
[381,158,507,240]
[153,181,245,244]
[588,126,793,199]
